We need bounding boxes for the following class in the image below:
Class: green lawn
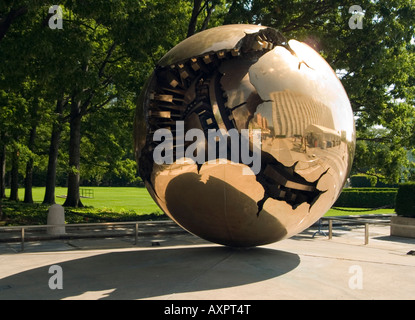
[5,187,162,214]
[5,187,396,216]
[326,207,395,216]
[2,187,395,226]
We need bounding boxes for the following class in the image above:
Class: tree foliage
[223,0,415,183]
[0,0,414,212]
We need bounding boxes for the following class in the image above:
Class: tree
[58,7,125,207]
[0,2,28,42]
[59,0,203,206]
[1,1,194,207]
[354,127,411,183]
[222,0,415,183]
[42,98,68,204]
[1,2,128,207]
[187,0,227,37]
[0,89,30,202]
[1,2,67,205]
[80,97,139,186]
[1,0,412,218]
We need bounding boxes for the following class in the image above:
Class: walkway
[0,224,414,300]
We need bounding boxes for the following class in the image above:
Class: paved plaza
[0,224,414,300]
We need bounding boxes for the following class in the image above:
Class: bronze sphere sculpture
[134,25,355,247]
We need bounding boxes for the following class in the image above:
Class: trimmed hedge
[395,183,415,218]
[334,188,398,208]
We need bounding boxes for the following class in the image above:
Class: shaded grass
[1,201,166,226]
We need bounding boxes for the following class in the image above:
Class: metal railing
[1,216,393,252]
[0,220,179,252]
[319,216,391,245]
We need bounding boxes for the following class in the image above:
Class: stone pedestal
[47,204,66,235]
[390,216,415,239]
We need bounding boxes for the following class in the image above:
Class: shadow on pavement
[0,246,300,300]
[373,235,415,245]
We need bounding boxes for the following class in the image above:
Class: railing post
[328,220,333,240]
[21,227,25,252]
[135,223,138,245]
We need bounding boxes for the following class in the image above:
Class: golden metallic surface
[157,24,267,67]
[134,25,355,247]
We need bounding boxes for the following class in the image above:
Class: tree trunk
[42,124,61,204]
[223,0,239,25]
[200,2,215,32]
[187,0,204,38]
[9,148,19,202]
[63,99,83,208]
[0,6,28,43]
[0,138,6,199]
[43,99,65,205]
[23,157,34,203]
[23,125,37,204]
[0,193,3,220]
[0,137,5,220]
